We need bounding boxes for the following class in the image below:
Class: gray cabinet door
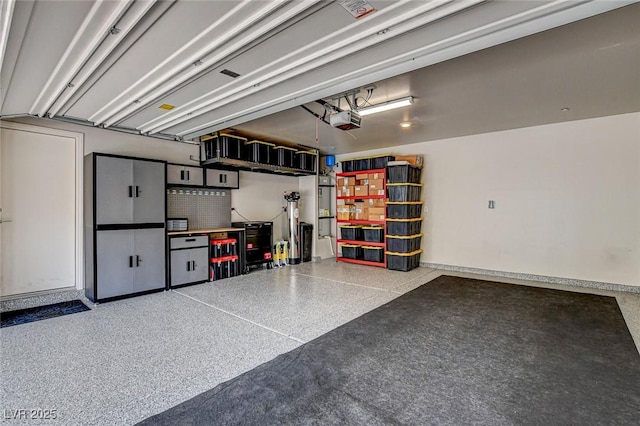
[133,160,165,224]
[133,229,166,292]
[205,169,239,188]
[170,249,191,287]
[96,230,134,299]
[96,156,134,224]
[167,164,203,186]
[190,247,209,282]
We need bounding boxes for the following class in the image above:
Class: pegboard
[167,188,231,230]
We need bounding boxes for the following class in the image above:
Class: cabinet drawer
[170,235,208,249]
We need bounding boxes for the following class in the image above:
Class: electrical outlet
[423,205,429,213]
[488,200,495,209]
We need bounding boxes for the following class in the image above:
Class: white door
[0,124,80,297]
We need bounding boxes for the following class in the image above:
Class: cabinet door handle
[180,170,185,181]
[128,186,133,198]
[135,186,140,197]
[223,174,227,184]
[192,260,196,270]
[219,173,224,183]
[186,170,190,181]
[186,261,191,271]
[136,255,141,267]
[185,238,196,242]
[129,256,134,268]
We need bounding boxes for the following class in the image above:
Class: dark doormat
[139,276,640,425]
[0,300,90,328]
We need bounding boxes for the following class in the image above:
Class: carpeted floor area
[0,300,90,328]
[139,275,640,425]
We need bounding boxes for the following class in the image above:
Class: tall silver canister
[284,191,301,264]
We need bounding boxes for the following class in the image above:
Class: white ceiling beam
[178,0,621,139]
[137,0,420,133]
[29,1,135,116]
[150,0,482,136]
[90,0,294,126]
[47,0,157,118]
[0,0,15,81]
[100,0,322,129]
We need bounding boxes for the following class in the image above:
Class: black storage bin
[202,133,247,160]
[211,255,240,281]
[341,159,355,172]
[363,246,384,263]
[386,249,422,271]
[340,225,363,241]
[386,233,423,253]
[245,140,274,164]
[202,135,216,160]
[386,202,423,219]
[211,238,237,258]
[356,157,372,171]
[387,183,423,202]
[387,164,422,183]
[296,150,317,172]
[341,244,363,259]
[372,155,395,169]
[386,218,423,236]
[220,133,247,160]
[362,226,384,243]
[274,146,297,168]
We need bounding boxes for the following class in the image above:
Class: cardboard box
[355,207,369,220]
[337,186,355,197]
[354,185,369,197]
[372,189,385,196]
[337,177,356,187]
[368,179,384,190]
[368,207,385,216]
[366,198,386,207]
[395,155,424,168]
[368,172,383,180]
[337,205,355,220]
[355,173,369,180]
[368,213,385,221]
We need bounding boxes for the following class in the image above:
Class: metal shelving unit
[335,168,387,268]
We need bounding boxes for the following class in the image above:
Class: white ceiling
[0,0,637,152]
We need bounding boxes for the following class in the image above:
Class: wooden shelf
[337,257,387,268]
[337,239,385,247]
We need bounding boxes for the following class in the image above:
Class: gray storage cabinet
[205,168,239,189]
[169,235,209,287]
[167,163,204,186]
[85,153,166,302]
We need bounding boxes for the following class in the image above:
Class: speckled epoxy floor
[1,261,639,425]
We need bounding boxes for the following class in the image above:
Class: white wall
[232,171,299,242]
[338,113,640,287]
[11,117,199,163]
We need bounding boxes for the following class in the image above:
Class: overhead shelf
[200,157,315,177]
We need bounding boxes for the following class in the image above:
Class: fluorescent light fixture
[358,96,413,116]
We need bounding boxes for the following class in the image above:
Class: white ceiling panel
[64,0,242,119]
[0,0,636,150]
[1,0,95,114]
[161,0,570,137]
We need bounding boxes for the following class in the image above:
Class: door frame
[0,120,84,291]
